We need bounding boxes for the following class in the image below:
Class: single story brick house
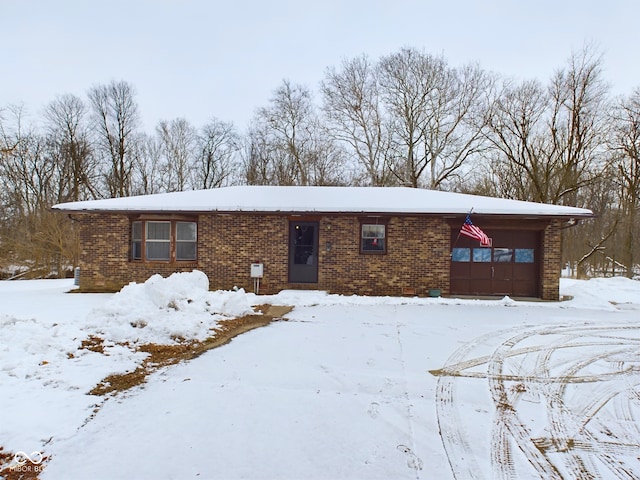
[52,186,593,300]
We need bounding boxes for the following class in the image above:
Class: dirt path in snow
[431,323,640,479]
[0,305,294,479]
[90,304,293,396]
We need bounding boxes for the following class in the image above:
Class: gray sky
[2,0,639,132]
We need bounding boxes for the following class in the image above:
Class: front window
[131,219,197,262]
[132,221,142,260]
[361,224,386,253]
[146,221,171,260]
[176,222,197,261]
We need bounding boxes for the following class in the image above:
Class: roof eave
[53,207,596,219]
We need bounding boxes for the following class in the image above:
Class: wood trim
[130,213,198,221]
[129,218,198,263]
[445,217,551,230]
[359,218,388,254]
[287,214,322,221]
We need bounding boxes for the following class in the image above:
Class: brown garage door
[450,230,540,297]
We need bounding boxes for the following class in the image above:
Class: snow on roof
[52,185,594,217]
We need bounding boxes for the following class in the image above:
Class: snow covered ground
[1,273,639,479]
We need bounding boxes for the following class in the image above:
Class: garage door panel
[513,231,538,248]
[450,229,540,297]
[493,264,512,280]
[450,261,469,279]
[513,263,537,281]
[469,263,492,280]
[492,280,512,296]
[450,278,470,293]
[469,279,490,294]
[491,230,511,244]
[513,279,538,296]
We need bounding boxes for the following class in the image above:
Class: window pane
[361,224,386,252]
[515,248,535,263]
[362,224,385,238]
[293,224,315,246]
[146,242,170,260]
[494,248,513,262]
[132,221,142,241]
[294,246,314,265]
[177,222,197,241]
[362,238,385,251]
[451,247,470,262]
[176,242,196,261]
[146,222,170,240]
[473,248,491,262]
[132,241,142,260]
[131,221,142,260]
[176,222,197,261]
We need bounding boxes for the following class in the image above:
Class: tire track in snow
[392,306,424,476]
[433,327,524,479]
[536,340,614,478]
[537,329,640,478]
[432,324,640,479]
[487,330,563,479]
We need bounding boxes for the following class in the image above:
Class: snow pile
[0,272,255,451]
[560,276,640,310]
[85,270,254,345]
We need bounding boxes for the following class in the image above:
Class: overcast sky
[2,0,639,132]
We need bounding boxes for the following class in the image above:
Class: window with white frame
[176,221,197,261]
[360,222,387,253]
[131,219,197,262]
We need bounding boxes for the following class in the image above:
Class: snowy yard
[1,273,639,479]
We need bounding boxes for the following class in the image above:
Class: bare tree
[263,79,314,185]
[130,132,163,195]
[242,122,277,185]
[321,55,393,185]
[608,87,640,277]
[0,105,51,217]
[483,79,550,200]
[44,94,98,202]
[0,105,77,278]
[300,119,348,186]
[193,118,240,189]
[566,161,620,278]
[377,47,490,189]
[547,45,609,206]
[88,80,140,197]
[483,45,608,205]
[481,45,610,278]
[245,79,343,185]
[156,118,196,192]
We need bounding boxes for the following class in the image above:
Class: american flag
[460,214,492,246]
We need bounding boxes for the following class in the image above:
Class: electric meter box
[250,263,264,278]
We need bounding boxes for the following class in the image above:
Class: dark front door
[289,221,319,283]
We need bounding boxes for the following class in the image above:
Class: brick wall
[200,214,289,292]
[315,216,450,296]
[541,219,562,301]
[77,213,450,296]
[77,214,200,291]
[76,212,560,299]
